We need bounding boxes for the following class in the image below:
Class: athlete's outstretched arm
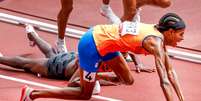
[164,50,184,101]
[143,36,174,101]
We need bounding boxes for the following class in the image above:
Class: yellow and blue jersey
[78,22,163,72]
[93,23,163,56]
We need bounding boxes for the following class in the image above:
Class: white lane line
[0,74,122,101]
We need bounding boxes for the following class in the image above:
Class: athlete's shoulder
[143,36,164,54]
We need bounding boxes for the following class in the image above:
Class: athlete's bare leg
[102,0,171,22]
[102,0,110,4]
[26,25,56,58]
[121,0,171,21]
[20,55,133,100]
[57,0,73,40]
[105,55,134,85]
[101,0,136,21]
[136,0,171,8]
[25,68,96,100]
[121,0,137,21]
[0,25,56,76]
[0,54,48,76]
[29,85,82,100]
[100,1,121,24]
[56,0,73,53]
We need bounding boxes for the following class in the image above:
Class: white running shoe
[56,38,67,53]
[20,85,33,101]
[92,81,101,95]
[100,4,121,24]
[25,24,36,34]
[25,24,39,47]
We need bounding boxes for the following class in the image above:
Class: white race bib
[120,21,140,36]
[83,71,96,82]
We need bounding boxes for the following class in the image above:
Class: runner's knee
[119,72,134,85]
[79,87,93,100]
[123,76,134,85]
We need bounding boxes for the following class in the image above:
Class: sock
[57,37,65,45]
[101,4,121,24]
[132,8,141,22]
[56,37,68,53]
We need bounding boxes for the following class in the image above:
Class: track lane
[0,22,201,101]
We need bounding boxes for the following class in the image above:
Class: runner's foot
[25,24,39,47]
[100,4,121,24]
[20,85,33,101]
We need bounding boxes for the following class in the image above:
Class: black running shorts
[46,52,76,79]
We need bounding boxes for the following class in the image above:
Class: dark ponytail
[155,13,186,32]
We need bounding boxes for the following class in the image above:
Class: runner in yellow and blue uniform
[20,13,186,101]
[78,22,163,72]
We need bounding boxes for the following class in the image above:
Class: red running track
[1,0,201,50]
[0,0,201,101]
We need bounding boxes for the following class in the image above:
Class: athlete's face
[164,29,185,47]
[173,29,185,46]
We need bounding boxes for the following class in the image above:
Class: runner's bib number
[83,71,96,82]
[120,21,140,36]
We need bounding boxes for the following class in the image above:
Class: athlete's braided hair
[155,13,186,33]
